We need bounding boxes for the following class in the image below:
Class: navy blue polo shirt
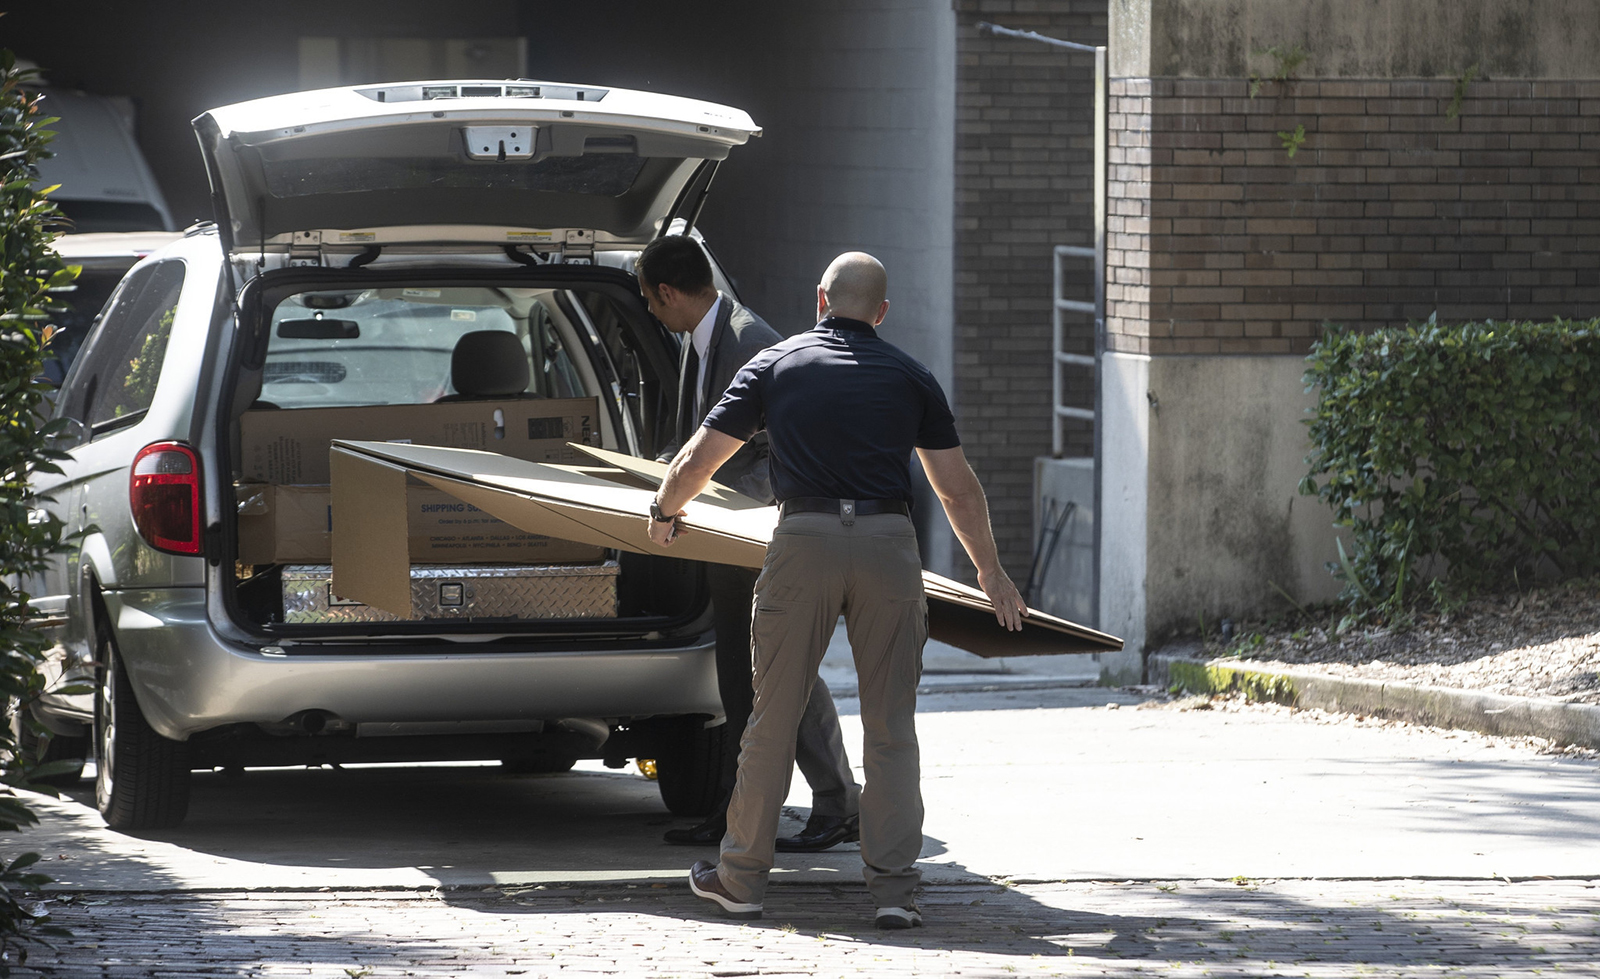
[702,316,960,503]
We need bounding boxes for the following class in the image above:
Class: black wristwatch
[649,499,676,523]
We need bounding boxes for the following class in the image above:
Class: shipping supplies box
[237,482,607,566]
[239,398,601,485]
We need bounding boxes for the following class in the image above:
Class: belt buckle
[839,499,856,526]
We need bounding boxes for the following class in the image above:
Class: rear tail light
[130,442,203,556]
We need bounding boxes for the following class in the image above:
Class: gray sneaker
[875,905,923,929]
[689,860,762,920]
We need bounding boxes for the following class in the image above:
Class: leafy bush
[1301,315,1600,618]
[0,50,80,968]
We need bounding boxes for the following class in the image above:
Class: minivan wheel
[94,637,190,830]
[654,719,728,817]
[11,708,88,787]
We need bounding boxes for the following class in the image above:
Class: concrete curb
[827,676,1099,699]
[1148,653,1600,750]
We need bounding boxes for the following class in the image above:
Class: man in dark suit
[637,235,861,850]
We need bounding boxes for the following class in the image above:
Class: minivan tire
[11,708,88,787]
[654,719,728,817]
[95,634,190,830]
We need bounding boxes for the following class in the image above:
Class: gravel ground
[1190,578,1600,705]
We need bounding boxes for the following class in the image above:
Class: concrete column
[1102,0,1600,659]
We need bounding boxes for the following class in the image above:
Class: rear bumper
[104,588,721,741]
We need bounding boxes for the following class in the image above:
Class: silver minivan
[26,79,760,829]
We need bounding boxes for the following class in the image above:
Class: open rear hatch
[192,79,759,254]
[222,265,704,643]
[194,80,758,644]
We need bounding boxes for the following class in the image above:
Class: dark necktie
[679,341,700,442]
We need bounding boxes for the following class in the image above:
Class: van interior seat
[436,330,542,402]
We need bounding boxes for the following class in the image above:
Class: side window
[531,302,584,399]
[56,261,186,433]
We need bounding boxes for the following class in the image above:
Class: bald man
[648,252,1027,928]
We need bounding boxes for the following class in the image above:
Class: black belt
[780,497,910,519]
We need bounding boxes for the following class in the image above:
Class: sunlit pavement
[14,657,1600,975]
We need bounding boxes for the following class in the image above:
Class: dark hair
[634,235,714,296]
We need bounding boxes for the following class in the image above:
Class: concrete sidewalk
[1151,651,1600,750]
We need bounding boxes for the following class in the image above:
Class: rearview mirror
[277,318,360,339]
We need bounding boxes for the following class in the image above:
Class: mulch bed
[1196,577,1600,706]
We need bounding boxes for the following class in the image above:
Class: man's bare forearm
[916,445,1026,629]
[941,483,1005,579]
[658,426,745,514]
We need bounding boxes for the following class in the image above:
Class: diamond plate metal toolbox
[281,562,620,623]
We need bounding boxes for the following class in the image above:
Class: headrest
[449,331,530,397]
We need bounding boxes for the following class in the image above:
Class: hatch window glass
[261,286,592,409]
[57,260,186,432]
[262,154,647,199]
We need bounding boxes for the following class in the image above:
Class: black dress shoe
[664,814,727,846]
[775,813,859,852]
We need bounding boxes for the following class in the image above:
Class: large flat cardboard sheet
[330,448,411,615]
[331,441,776,566]
[570,444,769,510]
[574,443,1119,656]
[329,440,1122,655]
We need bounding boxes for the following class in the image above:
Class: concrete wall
[519,3,960,378]
[1116,0,1600,78]
[9,0,524,227]
[1102,0,1600,654]
[1100,351,1347,655]
[1099,351,1150,654]
[1141,355,1344,634]
[513,1,961,571]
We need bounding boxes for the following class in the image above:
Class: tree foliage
[0,49,81,969]
[1301,315,1600,620]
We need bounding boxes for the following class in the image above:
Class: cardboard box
[237,482,608,566]
[237,483,330,565]
[240,398,601,485]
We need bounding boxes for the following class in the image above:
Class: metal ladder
[1052,243,1100,457]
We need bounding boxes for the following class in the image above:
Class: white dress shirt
[690,295,722,419]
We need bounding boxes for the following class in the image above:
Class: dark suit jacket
[658,293,780,503]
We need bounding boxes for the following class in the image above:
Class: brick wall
[1108,77,1600,355]
[955,0,1107,581]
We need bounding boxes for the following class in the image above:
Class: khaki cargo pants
[719,510,927,909]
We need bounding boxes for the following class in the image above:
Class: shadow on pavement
[22,685,1158,889]
[29,876,1596,975]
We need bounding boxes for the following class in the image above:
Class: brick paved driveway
[13,688,1600,976]
[28,878,1599,978]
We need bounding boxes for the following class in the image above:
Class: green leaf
[1303,316,1600,609]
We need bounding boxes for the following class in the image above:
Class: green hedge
[0,51,76,966]
[1301,315,1600,614]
